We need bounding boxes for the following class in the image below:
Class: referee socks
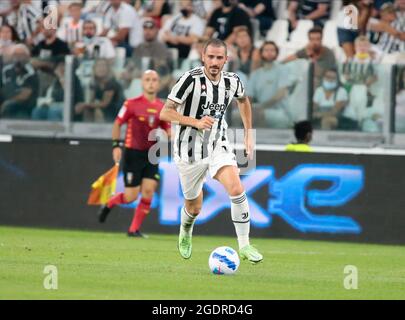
[230,192,250,249]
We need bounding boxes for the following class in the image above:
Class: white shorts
[174,143,238,200]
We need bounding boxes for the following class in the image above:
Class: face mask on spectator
[13,59,26,70]
[356,52,370,60]
[180,9,191,17]
[0,39,12,47]
[83,35,93,44]
[323,80,337,91]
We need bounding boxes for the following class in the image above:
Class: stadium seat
[273,0,289,19]
[266,19,289,46]
[114,47,127,71]
[322,20,339,49]
[289,20,314,47]
[124,78,142,99]
[334,45,347,62]
[251,18,261,43]
[169,48,179,70]
[330,0,343,20]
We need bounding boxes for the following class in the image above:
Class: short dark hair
[203,38,228,56]
[308,26,323,37]
[260,41,279,58]
[83,20,97,28]
[294,121,313,141]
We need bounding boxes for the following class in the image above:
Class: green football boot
[178,234,192,259]
[239,245,263,264]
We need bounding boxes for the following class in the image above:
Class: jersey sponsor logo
[201,102,226,112]
[148,115,155,127]
[201,102,226,118]
[147,108,157,114]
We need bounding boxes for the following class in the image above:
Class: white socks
[230,192,250,249]
[180,206,197,237]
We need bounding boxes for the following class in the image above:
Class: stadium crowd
[0,0,404,133]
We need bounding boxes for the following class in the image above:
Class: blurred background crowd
[0,0,404,134]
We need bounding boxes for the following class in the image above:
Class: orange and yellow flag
[87,164,119,205]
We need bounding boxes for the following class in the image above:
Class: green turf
[0,226,404,300]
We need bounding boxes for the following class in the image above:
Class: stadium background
[1,0,405,300]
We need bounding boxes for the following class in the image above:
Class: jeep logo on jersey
[201,102,226,112]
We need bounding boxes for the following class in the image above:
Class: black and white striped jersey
[168,66,245,163]
[6,3,42,41]
[376,18,405,54]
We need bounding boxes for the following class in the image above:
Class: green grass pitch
[0,226,404,300]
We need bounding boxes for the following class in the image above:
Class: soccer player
[160,39,263,264]
[98,70,171,237]
[285,120,313,152]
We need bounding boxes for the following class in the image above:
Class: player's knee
[141,189,154,200]
[124,190,139,202]
[228,184,244,197]
[186,203,202,215]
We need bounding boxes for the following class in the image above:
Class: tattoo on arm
[165,99,179,110]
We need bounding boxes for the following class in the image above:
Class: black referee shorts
[122,148,160,188]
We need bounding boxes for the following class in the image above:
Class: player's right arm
[112,101,131,164]
[112,120,122,164]
[160,99,214,130]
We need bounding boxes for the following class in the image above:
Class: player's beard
[208,65,221,78]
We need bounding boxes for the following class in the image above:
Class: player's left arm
[236,96,254,160]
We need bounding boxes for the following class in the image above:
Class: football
[208,246,240,275]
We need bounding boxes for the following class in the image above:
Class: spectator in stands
[133,19,172,63]
[122,18,172,98]
[395,67,405,133]
[101,0,143,56]
[0,44,39,119]
[288,0,331,32]
[160,0,205,60]
[31,24,70,73]
[6,0,42,46]
[75,58,124,122]
[82,0,111,19]
[284,27,336,87]
[57,2,84,50]
[136,0,172,29]
[192,0,221,20]
[204,0,252,44]
[73,20,116,60]
[285,120,313,152]
[0,24,19,64]
[341,36,379,86]
[238,0,275,37]
[313,68,350,130]
[396,0,405,19]
[337,0,373,59]
[368,2,405,54]
[228,27,260,77]
[31,60,84,121]
[247,41,293,129]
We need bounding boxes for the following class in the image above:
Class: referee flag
[87,164,119,205]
